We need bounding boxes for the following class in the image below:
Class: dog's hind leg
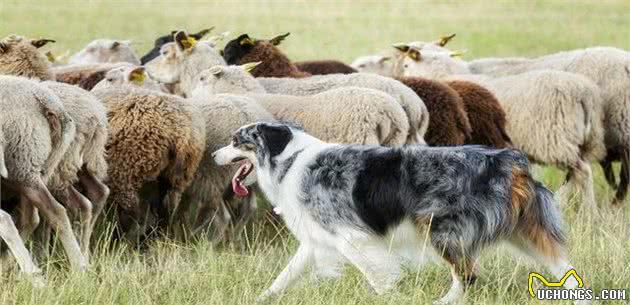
[312,246,345,282]
[336,236,402,295]
[258,243,314,301]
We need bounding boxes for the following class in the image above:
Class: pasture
[0,0,629,304]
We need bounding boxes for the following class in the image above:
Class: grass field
[1,1,630,304]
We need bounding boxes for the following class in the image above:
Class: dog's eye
[232,136,239,145]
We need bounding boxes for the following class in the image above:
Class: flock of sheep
[0,28,628,287]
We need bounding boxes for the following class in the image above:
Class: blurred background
[1,0,628,62]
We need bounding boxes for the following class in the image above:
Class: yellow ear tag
[240,37,255,46]
[408,50,420,61]
[181,36,197,49]
[45,51,56,63]
[130,71,146,86]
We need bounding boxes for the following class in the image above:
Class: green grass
[1,1,629,304]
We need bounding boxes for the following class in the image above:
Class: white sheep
[467,47,630,205]
[191,64,410,147]
[40,81,109,258]
[69,39,140,65]
[145,31,226,97]
[350,55,394,77]
[92,65,164,92]
[393,50,606,211]
[0,75,87,280]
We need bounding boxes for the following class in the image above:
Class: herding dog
[213,122,583,304]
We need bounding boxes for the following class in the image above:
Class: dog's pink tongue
[232,163,250,197]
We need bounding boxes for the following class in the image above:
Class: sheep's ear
[241,61,261,72]
[436,33,456,47]
[208,65,224,76]
[392,43,410,53]
[191,27,214,40]
[449,49,466,58]
[408,49,421,61]
[31,38,55,48]
[269,32,290,46]
[0,41,8,53]
[239,34,256,47]
[111,41,121,50]
[379,56,391,63]
[128,67,147,85]
[174,30,196,51]
[45,51,56,62]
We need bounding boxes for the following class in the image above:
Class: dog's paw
[256,290,273,303]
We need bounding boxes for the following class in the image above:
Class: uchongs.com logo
[528,269,628,301]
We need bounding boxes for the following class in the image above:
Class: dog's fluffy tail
[512,167,566,258]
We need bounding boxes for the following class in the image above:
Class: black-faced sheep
[222,33,310,78]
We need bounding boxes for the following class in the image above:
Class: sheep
[38,81,109,257]
[0,35,55,80]
[191,64,410,147]
[68,39,140,65]
[466,47,630,205]
[222,33,310,78]
[217,33,428,145]
[444,80,512,148]
[140,27,216,65]
[355,48,508,149]
[351,55,394,77]
[0,75,87,275]
[394,49,606,211]
[145,31,226,97]
[92,65,164,92]
[294,60,357,75]
[90,85,206,242]
[53,62,132,87]
[0,35,111,255]
[182,94,274,241]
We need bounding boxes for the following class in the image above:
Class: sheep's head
[140,27,215,65]
[392,47,469,78]
[191,62,263,97]
[69,39,140,65]
[145,30,225,88]
[351,55,393,76]
[93,65,162,91]
[0,35,55,80]
[223,32,290,65]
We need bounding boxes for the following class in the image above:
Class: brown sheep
[223,33,310,78]
[295,60,357,75]
[223,32,471,146]
[397,77,471,146]
[0,35,55,80]
[91,86,205,242]
[445,80,512,148]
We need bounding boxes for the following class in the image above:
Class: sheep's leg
[566,160,598,213]
[15,197,40,240]
[61,187,93,258]
[612,149,630,205]
[0,209,46,288]
[77,169,109,232]
[600,159,617,189]
[19,178,87,272]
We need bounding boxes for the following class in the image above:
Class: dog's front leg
[258,243,314,301]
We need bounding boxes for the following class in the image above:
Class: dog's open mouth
[232,161,254,197]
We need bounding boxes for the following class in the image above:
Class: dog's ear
[256,124,293,157]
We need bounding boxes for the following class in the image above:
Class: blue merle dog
[213,122,583,304]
